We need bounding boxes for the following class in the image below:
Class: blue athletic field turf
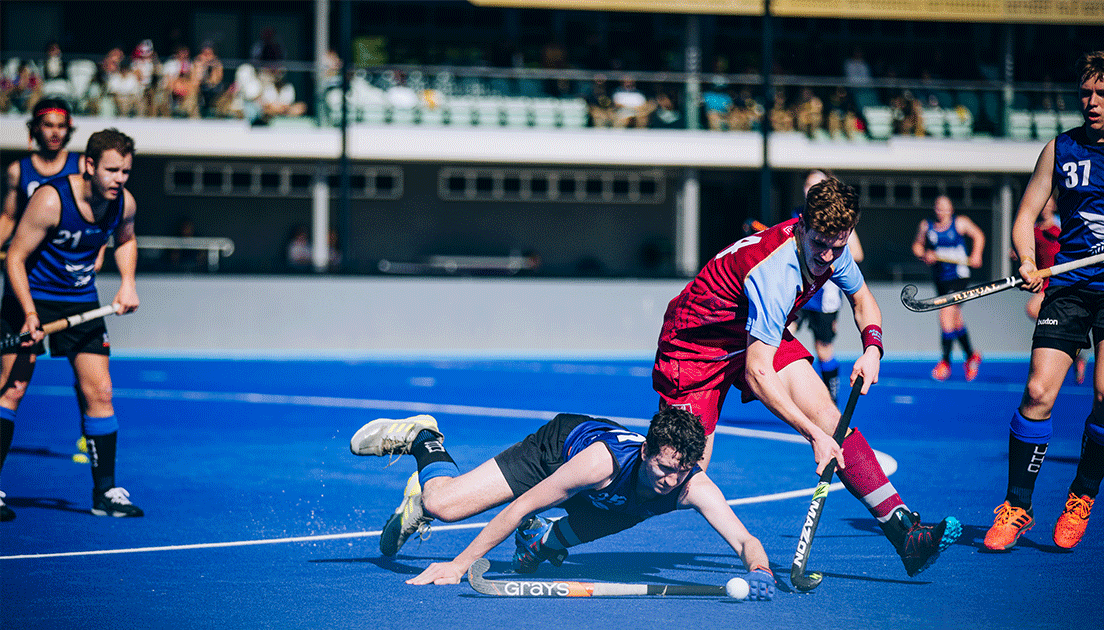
[1,356,1099,629]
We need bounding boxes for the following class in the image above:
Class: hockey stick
[790,374,863,593]
[900,251,1104,312]
[467,557,727,597]
[0,304,121,351]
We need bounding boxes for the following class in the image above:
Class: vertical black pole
[759,0,773,225]
[339,0,352,270]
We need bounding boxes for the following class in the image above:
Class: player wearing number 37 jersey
[653,178,961,577]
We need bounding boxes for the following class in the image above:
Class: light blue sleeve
[831,246,865,295]
[745,258,800,347]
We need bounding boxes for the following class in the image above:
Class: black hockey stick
[0,304,120,351]
[467,557,727,597]
[900,251,1104,312]
[790,374,863,593]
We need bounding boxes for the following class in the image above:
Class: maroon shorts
[653,329,812,434]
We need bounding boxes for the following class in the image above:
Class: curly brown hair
[1079,51,1104,85]
[801,177,859,236]
[645,406,705,467]
[85,128,135,163]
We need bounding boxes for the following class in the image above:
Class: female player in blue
[2,98,83,246]
[911,194,986,381]
[984,51,1104,551]
[350,409,777,599]
[0,128,142,521]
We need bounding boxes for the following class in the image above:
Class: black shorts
[494,412,646,546]
[935,277,969,297]
[794,308,838,344]
[0,295,111,358]
[494,413,622,497]
[1031,285,1104,358]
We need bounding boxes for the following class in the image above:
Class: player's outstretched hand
[745,567,775,601]
[406,560,465,585]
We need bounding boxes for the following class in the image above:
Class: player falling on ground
[984,51,1104,552]
[911,195,986,382]
[652,177,960,577]
[0,129,142,522]
[351,408,776,599]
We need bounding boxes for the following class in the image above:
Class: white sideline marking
[5,389,895,560]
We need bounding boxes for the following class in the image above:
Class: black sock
[958,329,974,357]
[0,417,13,471]
[86,432,118,495]
[410,429,454,471]
[941,336,954,363]
[1070,431,1104,499]
[1007,434,1047,510]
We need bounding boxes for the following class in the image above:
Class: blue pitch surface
[1,355,1099,629]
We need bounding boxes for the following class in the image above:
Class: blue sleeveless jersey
[16,153,82,220]
[924,220,969,282]
[562,420,700,519]
[25,176,122,302]
[1050,129,1104,290]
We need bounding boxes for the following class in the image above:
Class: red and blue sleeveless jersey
[658,218,863,360]
[16,153,82,220]
[1050,128,1104,291]
[25,176,123,302]
[562,419,699,519]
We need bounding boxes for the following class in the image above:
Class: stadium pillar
[312,165,331,273]
[997,177,1014,278]
[314,0,329,120]
[684,14,701,130]
[676,168,701,277]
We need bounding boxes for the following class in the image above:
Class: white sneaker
[350,415,441,456]
[91,487,144,517]
[0,490,14,522]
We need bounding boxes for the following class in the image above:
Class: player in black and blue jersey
[350,408,776,599]
[2,98,83,247]
[0,128,142,522]
[985,51,1104,552]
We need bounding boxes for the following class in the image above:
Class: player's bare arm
[407,443,615,586]
[911,219,934,264]
[5,185,62,343]
[1,161,21,245]
[955,215,986,268]
[745,337,844,475]
[111,189,139,313]
[847,283,882,392]
[1012,139,1058,291]
[680,473,770,571]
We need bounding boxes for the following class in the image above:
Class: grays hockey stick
[790,374,863,593]
[467,558,727,597]
[900,251,1104,312]
[0,304,120,351]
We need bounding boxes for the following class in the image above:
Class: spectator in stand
[825,86,863,139]
[611,77,651,128]
[794,87,824,138]
[107,60,143,117]
[91,47,124,115]
[159,45,199,118]
[40,41,69,87]
[257,68,306,123]
[702,80,735,131]
[286,225,312,270]
[540,40,572,98]
[844,47,873,86]
[193,43,225,118]
[891,89,926,136]
[648,88,684,129]
[0,62,42,113]
[129,39,161,116]
[768,89,794,132]
[584,76,616,128]
[729,88,763,132]
[252,27,286,70]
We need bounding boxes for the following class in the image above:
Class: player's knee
[79,381,113,408]
[420,484,462,522]
[1021,378,1057,412]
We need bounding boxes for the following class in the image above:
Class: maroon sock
[836,429,906,523]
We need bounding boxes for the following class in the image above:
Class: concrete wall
[96,275,1035,358]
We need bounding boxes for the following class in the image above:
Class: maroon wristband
[861,325,883,357]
